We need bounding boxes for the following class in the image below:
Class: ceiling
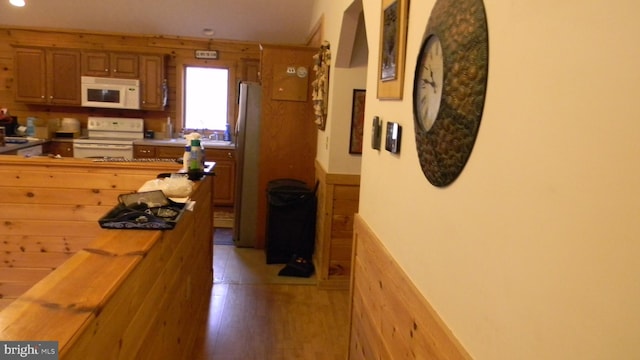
[0,0,316,45]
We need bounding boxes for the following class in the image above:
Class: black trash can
[265,179,317,265]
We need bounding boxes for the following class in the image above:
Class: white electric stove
[73,117,144,158]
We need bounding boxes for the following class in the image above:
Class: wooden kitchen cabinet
[134,145,182,159]
[133,145,156,158]
[81,51,139,78]
[14,47,81,105]
[44,141,74,157]
[241,58,260,82]
[206,148,236,207]
[155,146,184,159]
[140,54,167,110]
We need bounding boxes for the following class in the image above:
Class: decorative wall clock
[412,0,489,187]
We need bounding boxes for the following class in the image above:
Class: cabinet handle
[113,69,117,72]
[227,152,233,158]
[104,69,108,72]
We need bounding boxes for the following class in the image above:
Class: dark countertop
[0,138,47,154]
[134,138,235,150]
[0,138,235,155]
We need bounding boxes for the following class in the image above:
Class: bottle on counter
[223,123,231,141]
[26,117,35,137]
[165,117,173,139]
[189,139,202,172]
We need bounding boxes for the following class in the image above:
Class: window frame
[176,58,237,137]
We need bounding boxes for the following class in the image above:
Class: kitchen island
[0,155,215,359]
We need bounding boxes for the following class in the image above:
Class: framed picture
[377,0,409,100]
[385,121,402,154]
[349,89,366,154]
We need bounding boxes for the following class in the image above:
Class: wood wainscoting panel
[315,161,360,289]
[0,157,193,312]
[349,214,471,359]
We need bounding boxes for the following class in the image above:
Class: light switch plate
[371,116,382,150]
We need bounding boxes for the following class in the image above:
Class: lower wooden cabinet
[133,144,235,207]
[44,140,74,157]
[205,149,235,207]
[133,145,156,158]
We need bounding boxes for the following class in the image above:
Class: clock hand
[422,65,438,93]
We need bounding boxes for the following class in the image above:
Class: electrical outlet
[325,136,329,149]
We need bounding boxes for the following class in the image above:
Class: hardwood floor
[189,230,351,360]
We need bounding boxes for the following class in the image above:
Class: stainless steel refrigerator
[233,81,262,247]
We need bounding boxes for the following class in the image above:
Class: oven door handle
[73,144,134,150]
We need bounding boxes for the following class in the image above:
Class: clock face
[296,66,308,78]
[415,35,443,132]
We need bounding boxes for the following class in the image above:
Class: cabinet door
[156,146,184,159]
[241,58,260,82]
[81,52,138,78]
[111,53,139,78]
[14,48,46,103]
[206,149,236,206]
[81,52,110,76]
[133,145,156,158]
[140,55,167,110]
[47,50,81,105]
[45,141,74,157]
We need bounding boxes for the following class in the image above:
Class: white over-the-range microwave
[81,76,140,110]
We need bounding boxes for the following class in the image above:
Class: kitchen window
[177,60,236,134]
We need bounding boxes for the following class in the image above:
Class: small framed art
[385,122,402,154]
[349,89,366,154]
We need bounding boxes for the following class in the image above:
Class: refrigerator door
[233,82,262,247]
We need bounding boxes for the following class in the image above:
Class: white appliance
[233,82,262,247]
[81,76,140,110]
[73,117,144,158]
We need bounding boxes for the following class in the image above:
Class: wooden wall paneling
[256,44,318,249]
[1,187,125,206]
[317,167,334,286]
[349,214,472,359]
[0,157,213,358]
[0,235,94,253]
[314,161,360,289]
[65,215,193,359]
[0,158,186,312]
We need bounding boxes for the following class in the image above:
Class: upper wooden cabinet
[81,52,139,78]
[140,55,167,110]
[14,47,81,105]
[241,58,260,83]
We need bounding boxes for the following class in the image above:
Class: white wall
[310,0,367,175]
[315,0,640,359]
[360,0,640,358]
